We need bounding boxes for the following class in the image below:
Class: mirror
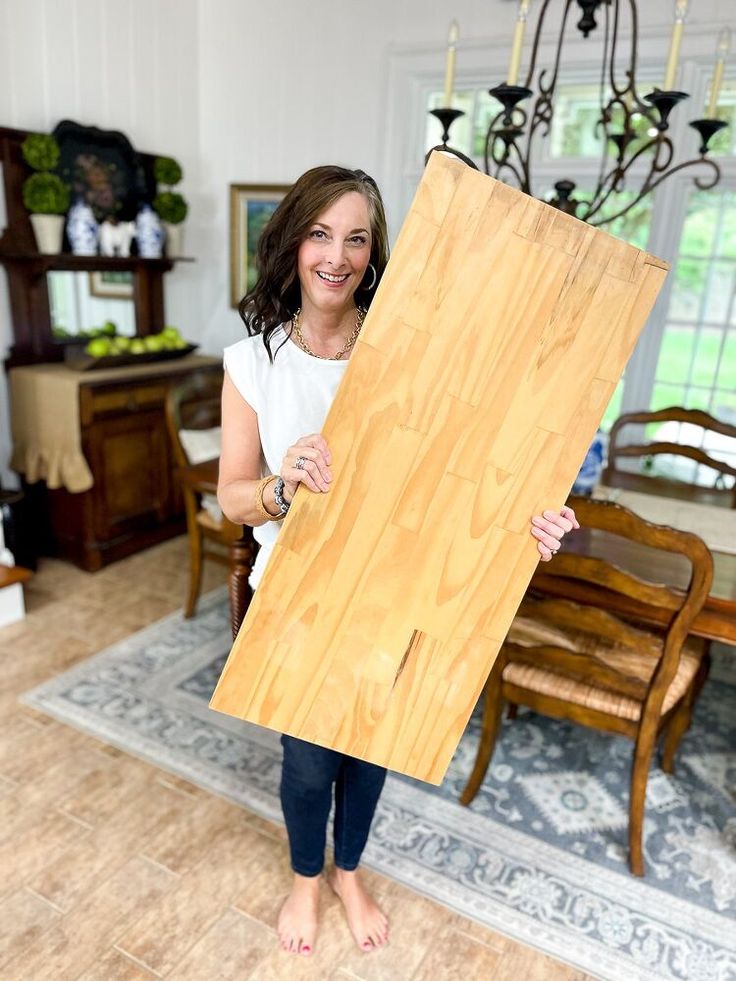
[48,270,136,342]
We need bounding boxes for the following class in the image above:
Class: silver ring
[295,456,307,470]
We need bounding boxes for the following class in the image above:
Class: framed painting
[229,183,290,308]
[88,270,134,299]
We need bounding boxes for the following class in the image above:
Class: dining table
[530,473,736,646]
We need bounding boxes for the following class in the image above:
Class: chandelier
[428,1,731,226]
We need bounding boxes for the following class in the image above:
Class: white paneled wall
[0,0,732,486]
[0,0,199,485]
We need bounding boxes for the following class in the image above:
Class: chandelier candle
[663,0,688,90]
[507,0,531,86]
[707,27,731,118]
[443,20,459,107]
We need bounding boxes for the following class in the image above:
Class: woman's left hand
[530,505,580,562]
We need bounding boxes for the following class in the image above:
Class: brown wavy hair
[238,165,390,361]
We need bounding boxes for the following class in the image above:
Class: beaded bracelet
[254,475,283,522]
[273,477,291,516]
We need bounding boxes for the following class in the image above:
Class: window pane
[712,390,736,423]
[716,193,736,258]
[601,194,652,248]
[681,388,712,412]
[549,85,605,158]
[651,383,685,410]
[703,262,735,322]
[691,329,722,387]
[472,91,501,158]
[656,325,695,383]
[670,259,707,320]
[548,84,654,160]
[716,332,736,390]
[680,195,717,255]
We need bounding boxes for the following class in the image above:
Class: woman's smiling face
[297,191,372,314]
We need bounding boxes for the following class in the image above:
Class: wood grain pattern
[209,153,669,783]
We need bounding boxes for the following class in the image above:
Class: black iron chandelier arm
[485,128,530,191]
[424,144,479,171]
[582,135,675,222]
[485,102,534,193]
[587,157,722,227]
[580,166,627,223]
[608,0,641,100]
[525,0,574,93]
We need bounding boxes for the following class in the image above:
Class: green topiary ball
[22,172,70,215]
[22,133,60,171]
[154,156,183,186]
[153,191,188,224]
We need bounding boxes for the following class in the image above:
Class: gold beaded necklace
[292,307,365,361]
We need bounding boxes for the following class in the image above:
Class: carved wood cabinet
[16,357,222,571]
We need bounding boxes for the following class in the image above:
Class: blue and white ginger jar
[66,198,99,256]
[572,430,607,496]
[135,204,164,259]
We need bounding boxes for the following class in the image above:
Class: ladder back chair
[604,406,736,507]
[165,371,243,618]
[460,495,714,876]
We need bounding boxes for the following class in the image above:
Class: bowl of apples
[71,325,197,370]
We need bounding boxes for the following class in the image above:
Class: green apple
[101,321,117,337]
[143,334,167,352]
[162,325,181,339]
[130,338,146,355]
[86,338,111,358]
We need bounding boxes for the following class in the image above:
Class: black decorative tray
[67,343,199,372]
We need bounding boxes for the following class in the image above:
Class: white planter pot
[164,222,185,258]
[30,214,64,254]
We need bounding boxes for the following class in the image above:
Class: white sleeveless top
[223,326,348,588]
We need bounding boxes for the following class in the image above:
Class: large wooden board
[209,153,668,783]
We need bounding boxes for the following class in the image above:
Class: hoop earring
[362,263,377,291]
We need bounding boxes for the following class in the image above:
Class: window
[423,76,735,439]
[653,188,736,424]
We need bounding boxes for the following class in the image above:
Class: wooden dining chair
[165,371,242,618]
[604,406,736,506]
[460,496,713,876]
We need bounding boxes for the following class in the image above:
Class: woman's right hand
[280,434,333,501]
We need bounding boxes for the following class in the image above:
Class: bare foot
[277,873,320,955]
[329,867,389,952]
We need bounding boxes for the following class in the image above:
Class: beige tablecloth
[593,485,736,555]
[9,355,220,493]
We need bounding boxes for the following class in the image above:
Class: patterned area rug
[22,589,736,981]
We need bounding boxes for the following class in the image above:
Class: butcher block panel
[209,153,668,783]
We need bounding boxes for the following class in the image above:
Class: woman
[217,165,578,958]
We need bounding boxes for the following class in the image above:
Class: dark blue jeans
[280,734,387,877]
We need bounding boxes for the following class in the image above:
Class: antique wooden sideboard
[9,357,221,571]
[0,123,221,571]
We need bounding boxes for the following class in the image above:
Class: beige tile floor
[0,537,592,979]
